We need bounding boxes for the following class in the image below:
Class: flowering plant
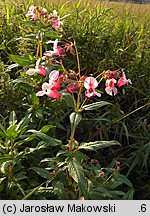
[5,5,133,200]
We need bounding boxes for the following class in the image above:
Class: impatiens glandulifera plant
[5,5,133,200]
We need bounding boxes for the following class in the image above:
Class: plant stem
[36,42,40,59]
[69,127,76,152]
[40,41,43,60]
[74,40,81,78]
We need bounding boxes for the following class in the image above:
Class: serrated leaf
[69,112,82,131]
[67,156,87,196]
[32,167,50,179]
[9,111,17,126]
[79,140,120,151]
[82,101,112,111]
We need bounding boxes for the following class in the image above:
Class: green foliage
[0,0,149,200]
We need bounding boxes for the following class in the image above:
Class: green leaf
[27,129,62,146]
[16,114,31,131]
[11,78,34,92]
[45,31,62,39]
[35,108,43,119]
[122,188,134,200]
[62,92,74,108]
[40,125,55,133]
[110,173,133,189]
[8,54,33,66]
[52,181,69,199]
[69,112,82,131]
[0,155,12,163]
[82,101,112,111]
[31,93,39,105]
[67,156,87,196]
[32,167,50,179]
[0,177,6,184]
[7,125,17,139]
[9,111,17,126]
[79,140,120,151]
[0,124,8,138]
[22,181,46,200]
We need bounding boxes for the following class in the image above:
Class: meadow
[0,0,150,199]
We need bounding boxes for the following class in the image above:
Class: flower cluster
[26,5,63,30]
[102,70,132,96]
[26,6,132,101]
[36,70,60,99]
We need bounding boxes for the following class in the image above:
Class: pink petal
[79,196,85,200]
[46,89,60,99]
[51,10,58,18]
[117,72,128,87]
[36,90,45,97]
[105,78,117,88]
[84,77,98,90]
[49,70,59,81]
[105,87,113,96]
[52,20,62,30]
[113,87,118,95]
[66,83,78,93]
[32,12,38,19]
[42,82,50,90]
[105,86,117,96]
[52,80,60,90]
[85,88,100,99]
[37,66,47,76]
[26,68,37,75]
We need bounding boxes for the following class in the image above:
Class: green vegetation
[0,0,150,199]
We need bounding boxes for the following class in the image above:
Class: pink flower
[51,10,58,19]
[105,78,117,96]
[117,72,132,87]
[26,66,46,76]
[36,82,60,99]
[59,73,68,82]
[40,8,48,16]
[36,66,47,76]
[44,39,65,57]
[49,70,60,91]
[49,70,59,81]
[79,196,85,200]
[52,20,62,30]
[66,83,78,93]
[84,77,101,99]
[26,5,35,17]
[26,5,38,20]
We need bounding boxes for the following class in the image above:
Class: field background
[0,0,150,199]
